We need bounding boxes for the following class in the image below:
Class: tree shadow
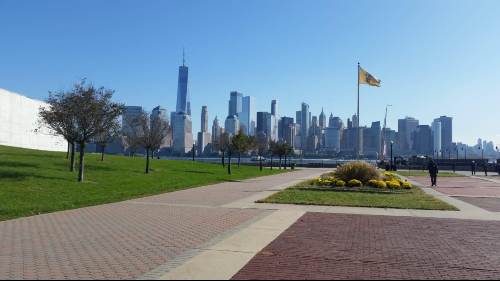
[183,170,215,175]
[0,160,40,168]
[0,170,30,181]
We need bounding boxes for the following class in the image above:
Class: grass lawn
[0,145,286,221]
[395,170,464,177]
[258,185,457,211]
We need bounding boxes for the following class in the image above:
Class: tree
[218,133,231,167]
[124,110,169,174]
[231,130,249,167]
[39,80,124,182]
[256,132,269,171]
[95,121,120,162]
[39,91,79,172]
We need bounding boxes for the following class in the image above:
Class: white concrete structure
[0,89,67,152]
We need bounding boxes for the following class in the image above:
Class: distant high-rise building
[279,117,294,145]
[225,115,240,135]
[324,127,341,153]
[228,91,243,117]
[328,113,335,128]
[197,106,211,155]
[363,121,382,158]
[398,117,419,154]
[151,106,171,149]
[434,116,453,153]
[172,52,193,154]
[296,111,302,127]
[240,96,256,135]
[122,106,143,134]
[200,106,208,133]
[212,116,221,143]
[431,120,442,157]
[300,103,310,150]
[413,125,433,156]
[256,111,277,141]
[172,113,193,154]
[271,100,278,116]
[319,108,326,129]
[176,52,190,115]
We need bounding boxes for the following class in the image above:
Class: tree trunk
[227,153,232,175]
[238,153,241,167]
[78,142,85,182]
[66,142,70,159]
[222,151,225,167]
[101,145,105,162]
[146,149,150,174]
[70,142,76,172]
[270,155,273,170]
[259,157,263,171]
[279,156,282,170]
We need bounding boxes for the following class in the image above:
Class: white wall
[0,89,67,152]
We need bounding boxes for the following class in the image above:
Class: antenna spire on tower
[182,48,185,66]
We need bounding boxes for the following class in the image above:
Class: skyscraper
[398,117,419,154]
[319,108,326,129]
[300,103,310,151]
[240,96,256,135]
[431,120,442,157]
[363,121,382,158]
[212,116,221,143]
[224,115,240,135]
[434,116,453,153]
[151,106,171,149]
[271,100,278,116]
[201,106,208,133]
[172,52,193,154]
[197,106,211,155]
[228,91,243,117]
[176,51,190,115]
[413,125,433,156]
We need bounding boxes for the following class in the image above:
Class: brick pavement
[455,196,500,212]
[0,169,325,280]
[232,213,500,280]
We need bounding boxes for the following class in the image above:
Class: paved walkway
[4,169,500,280]
[233,213,500,280]
[0,168,328,280]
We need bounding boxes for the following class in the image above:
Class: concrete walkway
[0,168,328,280]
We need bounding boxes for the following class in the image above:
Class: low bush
[347,179,363,187]
[368,179,387,189]
[334,179,346,187]
[386,180,401,189]
[402,181,412,189]
[335,161,380,184]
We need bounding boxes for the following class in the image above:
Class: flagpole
[357,62,360,159]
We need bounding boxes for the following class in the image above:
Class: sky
[0,0,499,147]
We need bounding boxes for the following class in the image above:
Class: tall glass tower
[176,51,190,115]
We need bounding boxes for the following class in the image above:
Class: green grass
[395,171,464,177]
[0,145,286,221]
[259,185,457,211]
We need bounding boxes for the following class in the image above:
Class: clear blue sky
[1,0,499,147]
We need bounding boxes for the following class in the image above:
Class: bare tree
[231,130,249,167]
[95,120,120,162]
[40,80,124,182]
[218,132,231,168]
[39,91,79,172]
[256,132,269,171]
[124,110,169,174]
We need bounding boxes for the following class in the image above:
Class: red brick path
[232,213,500,280]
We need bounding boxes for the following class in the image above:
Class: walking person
[471,161,477,175]
[484,163,488,176]
[428,159,439,187]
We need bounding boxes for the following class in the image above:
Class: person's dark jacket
[428,162,439,175]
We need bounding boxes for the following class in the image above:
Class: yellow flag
[359,67,381,87]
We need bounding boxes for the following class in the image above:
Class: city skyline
[1,0,499,146]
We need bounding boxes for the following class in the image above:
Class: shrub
[334,179,346,187]
[368,179,388,189]
[335,161,380,184]
[402,181,412,189]
[347,179,363,187]
[386,180,401,189]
